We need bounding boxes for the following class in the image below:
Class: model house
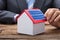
[17,9,46,35]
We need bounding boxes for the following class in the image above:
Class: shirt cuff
[14,14,19,22]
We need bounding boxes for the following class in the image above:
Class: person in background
[0,0,60,28]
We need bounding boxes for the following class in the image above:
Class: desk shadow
[17,32,45,36]
[45,28,60,35]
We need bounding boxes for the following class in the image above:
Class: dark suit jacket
[0,0,60,24]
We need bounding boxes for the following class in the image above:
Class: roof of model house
[17,9,46,24]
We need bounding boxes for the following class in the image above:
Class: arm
[0,11,17,24]
[0,0,17,24]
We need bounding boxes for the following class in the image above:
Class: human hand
[45,8,60,28]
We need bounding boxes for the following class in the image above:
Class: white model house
[17,9,46,35]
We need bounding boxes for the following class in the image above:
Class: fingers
[49,11,60,22]
[47,9,55,20]
[45,8,59,22]
[54,14,60,22]
[44,8,51,17]
[45,8,60,27]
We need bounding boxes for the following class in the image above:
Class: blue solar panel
[29,10,45,20]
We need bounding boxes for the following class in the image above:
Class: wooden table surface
[0,23,60,40]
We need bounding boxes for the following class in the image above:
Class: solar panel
[29,9,45,20]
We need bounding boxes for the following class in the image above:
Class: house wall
[17,12,34,35]
[33,23,45,35]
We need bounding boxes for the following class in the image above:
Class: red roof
[17,9,46,24]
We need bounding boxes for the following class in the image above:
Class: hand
[45,8,60,28]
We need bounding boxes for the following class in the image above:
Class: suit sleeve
[52,0,60,9]
[0,0,17,24]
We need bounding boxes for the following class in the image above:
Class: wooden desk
[0,24,60,40]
